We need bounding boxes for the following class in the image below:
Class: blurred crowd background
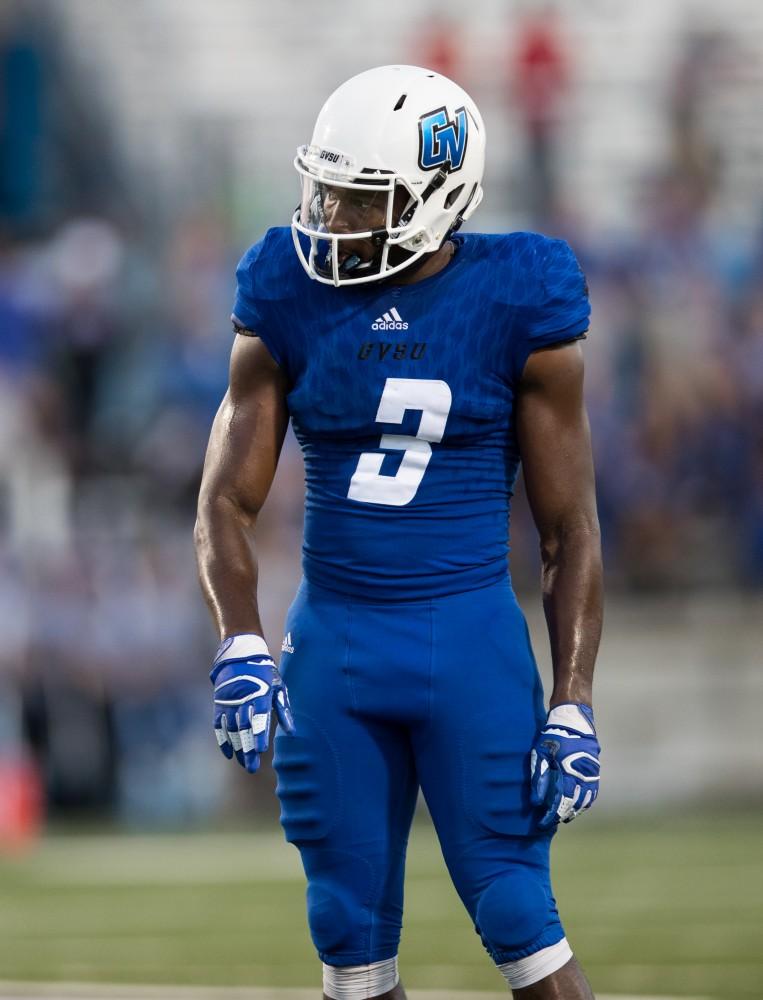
[0,0,762,837]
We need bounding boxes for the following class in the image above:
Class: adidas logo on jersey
[281,632,295,654]
[372,307,408,331]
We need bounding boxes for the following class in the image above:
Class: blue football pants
[273,576,565,967]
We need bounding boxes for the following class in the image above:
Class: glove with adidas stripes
[530,703,601,828]
[211,633,295,774]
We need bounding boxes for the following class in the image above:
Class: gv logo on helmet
[418,106,468,172]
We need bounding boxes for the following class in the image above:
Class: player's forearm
[195,495,265,641]
[540,520,603,708]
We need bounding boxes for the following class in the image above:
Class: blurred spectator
[413,14,463,82]
[0,5,45,226]
[509,4,571,222]
[668,27,730,206]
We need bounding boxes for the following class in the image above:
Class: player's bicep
[198,334,289,521]
[516,342,598,540]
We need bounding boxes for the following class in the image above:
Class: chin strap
[443,181,479,243]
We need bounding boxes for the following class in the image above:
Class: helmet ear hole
[444,184,465,210]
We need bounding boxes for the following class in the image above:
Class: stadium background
[0,0,761,997]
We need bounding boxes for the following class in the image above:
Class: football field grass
[0,812,760,999]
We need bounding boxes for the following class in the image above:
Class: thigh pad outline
[274,714,341,844]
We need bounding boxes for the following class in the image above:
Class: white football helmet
[292,64,485,286]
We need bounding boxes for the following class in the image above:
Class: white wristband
[546,703,594,734]
[213,633,271,669]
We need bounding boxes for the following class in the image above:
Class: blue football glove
[530,703,600,828]
[210,633,295,774]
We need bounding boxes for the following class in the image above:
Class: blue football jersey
[232,228,590,600]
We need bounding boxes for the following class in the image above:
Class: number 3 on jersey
[348,377,452,506]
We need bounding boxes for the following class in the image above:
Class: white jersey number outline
[348,377,452,506]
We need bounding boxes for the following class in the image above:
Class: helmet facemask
[292,148,430,286]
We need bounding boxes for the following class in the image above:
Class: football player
[196,65,603,1000]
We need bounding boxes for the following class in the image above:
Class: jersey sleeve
[230,229,290,373]
[512,237,591,380]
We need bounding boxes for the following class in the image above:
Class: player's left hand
[530,702,600,828]
[210,633,295,774]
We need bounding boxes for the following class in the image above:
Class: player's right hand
[530,702,600,828]
[210,633,295,774]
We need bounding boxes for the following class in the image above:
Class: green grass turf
[0,812,760,998]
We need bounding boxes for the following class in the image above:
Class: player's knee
[303,850,376,957]
[307,880,355,954]
[475,869,549,953]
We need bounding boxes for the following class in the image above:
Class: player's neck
[392,240,455,286]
